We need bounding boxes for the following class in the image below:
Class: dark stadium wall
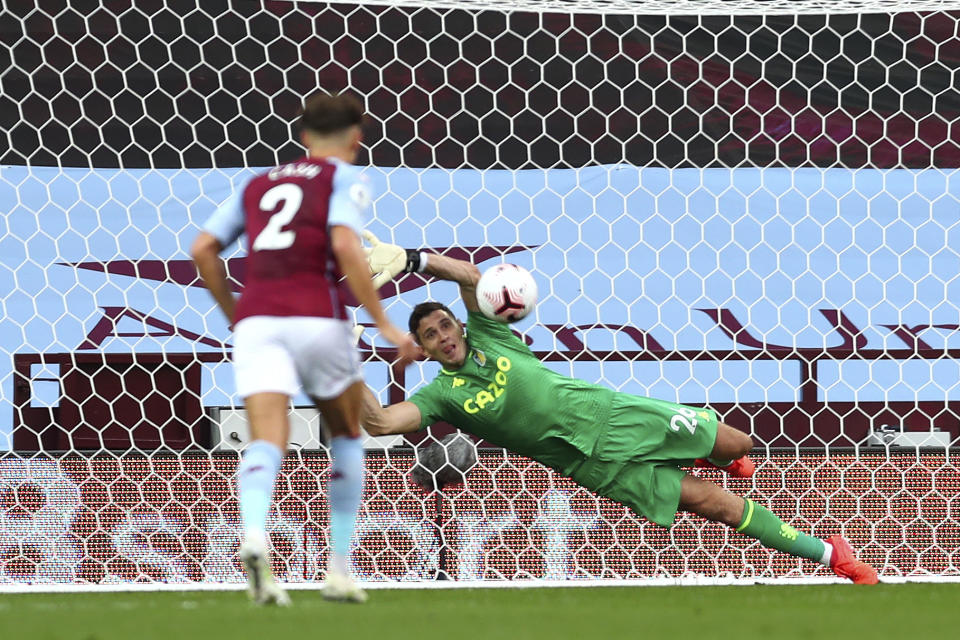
[3,3,959,169]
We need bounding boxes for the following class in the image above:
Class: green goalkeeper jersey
[407,312,615,474]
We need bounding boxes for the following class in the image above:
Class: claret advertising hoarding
[2,452,957,584]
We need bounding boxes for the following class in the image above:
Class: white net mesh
[294,1,960,16]
[2,2,960,586]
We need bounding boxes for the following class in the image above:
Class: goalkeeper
[359,233,879,584]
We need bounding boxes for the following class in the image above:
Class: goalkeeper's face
[414,309,467,368]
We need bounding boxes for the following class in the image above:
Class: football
[475,263,538,323]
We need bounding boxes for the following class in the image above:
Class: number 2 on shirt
[252,183,303,251]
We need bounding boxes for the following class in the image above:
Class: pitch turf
[1,584,956,640]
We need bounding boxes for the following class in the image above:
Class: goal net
[2,0,960,587]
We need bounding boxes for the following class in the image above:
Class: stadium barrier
[1,450,957,587]
[13,349,960,451]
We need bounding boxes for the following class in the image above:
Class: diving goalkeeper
[359,234,878,584]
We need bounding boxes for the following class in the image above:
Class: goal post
[2,1,960,588]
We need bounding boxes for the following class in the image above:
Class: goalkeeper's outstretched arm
[362,231,481,312]
[360,384,423,436]
[421,253,481,313]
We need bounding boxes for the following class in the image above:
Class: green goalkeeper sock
[736,498,826,563]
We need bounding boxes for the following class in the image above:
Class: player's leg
[678,473,878,584]
[233,318,297,606]
[237,392,292,605]
[238,392,289,541]
[313,381,368,603]
[294,317,367,603]
[693,422,756,478]
[708,423,752,461]
[314,381,365,575]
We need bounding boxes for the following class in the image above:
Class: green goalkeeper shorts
[567,392,719,527]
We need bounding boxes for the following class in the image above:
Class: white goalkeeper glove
[362,230,427,288]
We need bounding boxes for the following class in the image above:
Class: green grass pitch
[1,584,957,640]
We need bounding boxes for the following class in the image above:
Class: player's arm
[191,232,236,325]
[421,253,482,313]
[360,384,423,435]
[330,225,419,364]
[363,232,481,312]
[192,187,247,326]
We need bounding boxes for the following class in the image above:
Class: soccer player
[358,237,879,584]
[191,93,419,605]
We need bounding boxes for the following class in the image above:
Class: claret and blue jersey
[202,156,371,322]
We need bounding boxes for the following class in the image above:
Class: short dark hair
[299,92,364,136]
[409,302,459,341]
